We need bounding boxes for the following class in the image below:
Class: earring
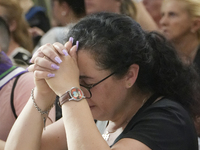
[61,11,66,16]
[128,83,132,87]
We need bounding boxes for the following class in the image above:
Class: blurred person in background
[84,0,158,31]
[51,0,85,27]
[18,0,51,47]
[0,16,55,149]
[159,0,200,148]
[0,0,33,67]
[34,0,86,53]
[35,0,158,53]
[160,0,200,70]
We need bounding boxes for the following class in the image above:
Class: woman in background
[159,0,200,147]
[33,0,85,53]
[18,0,51,46]
[160,0,200,66]
[0,16,55,150]
[0,0,33,67]
[84,0,158,31]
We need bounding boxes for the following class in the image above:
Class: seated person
[0,0,33,67]
[0,16,55,149]
[5,13,200,150]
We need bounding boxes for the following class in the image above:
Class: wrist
[57,84,80,97]
[33,88,56,110]
[31,88,55,129]
[59,87,85,107]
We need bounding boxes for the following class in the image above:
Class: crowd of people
[1,0,200,150]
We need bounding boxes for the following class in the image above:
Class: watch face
[70,87,84,100]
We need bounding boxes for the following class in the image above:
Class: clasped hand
[28,38,80,107]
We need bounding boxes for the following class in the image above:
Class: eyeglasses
[80,72,115,99]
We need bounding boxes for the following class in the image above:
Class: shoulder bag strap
[10,73,25,118]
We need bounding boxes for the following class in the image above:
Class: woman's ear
[125,64,139,88]
[191,17,200,33]
[60,1,70,16]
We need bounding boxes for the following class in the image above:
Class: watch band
[59,92,70,106]
[58,87,85,107]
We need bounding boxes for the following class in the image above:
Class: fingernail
[76,41,79,51]
[29,58,32,63]
[55,56,62,64]
[62,49,68,56]
[69,37,74,43]
[47,73,55,77]
[51,64,60,70]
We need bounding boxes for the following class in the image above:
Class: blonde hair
[120,0,137,19]
[163,0,200,41]
[0,0,33,53]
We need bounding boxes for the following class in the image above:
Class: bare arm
[5,43,63,150]
[6,98,67,150]
[40,118,68,150]
[5,96,45,150]
[134,1,159,31]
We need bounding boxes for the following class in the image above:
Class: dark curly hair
[66,12,200,118]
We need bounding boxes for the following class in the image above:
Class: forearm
[134,1,158,31]
[62,99,110,150]
[5,98,44,150]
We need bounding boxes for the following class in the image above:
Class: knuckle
[34,57,40,64]
[33,64,40,72]
[34,70,39,77]
[45,43,52,47]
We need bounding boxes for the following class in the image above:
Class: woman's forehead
[78,50,97,68]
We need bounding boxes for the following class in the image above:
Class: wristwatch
[58,87,85,106]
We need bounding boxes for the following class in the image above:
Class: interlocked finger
[34,56,60,71]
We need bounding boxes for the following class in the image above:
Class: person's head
[0,16,12,66]
[0,0,33,53]
[0,16,10,53]
[84,0,137,19]
[159,0,200,42]
[66,12,200,120]
[143,0,163,27]
[52,0,85,26]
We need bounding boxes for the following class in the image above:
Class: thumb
[69,41,79,63]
